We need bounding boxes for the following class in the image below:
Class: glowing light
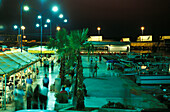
[38,15,42,19]
[46,19,51,23]
[163,89,166,92]
[141,26,145,31]
[56,26,60,31]
[0,25,4,30]
[14,25,18,29]
[24,6,29,11]
[23,35,26,38]
[36,24,40,27]
[59,14,63,18]
[64,19,67,23]
[52,6,58,12]
[44,24,47,27]
[97,27,101,31]
[21,26,25,30]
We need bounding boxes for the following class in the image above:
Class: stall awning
[0,50,40,75]
[0,69,5,74]
[11,51,31,63]
[4,52,28,66]
[0,56,16,74]
[22,50,39,61]
[0,53,21,69]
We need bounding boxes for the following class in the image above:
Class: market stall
[0,50,40,110]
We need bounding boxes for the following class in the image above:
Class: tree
[48,28,89,110]
[47,28,68,85]
[68,28,89,110]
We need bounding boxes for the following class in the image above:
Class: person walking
[44,58,47,72]
[13,85,25,111]
[26,86,33,109]
[43,74,49,88]
[13,86,19,111]
[89,63,93,77]
[99,55,102,63]
[95,56,98,63]
[32,84,40,109]
[46,59,49,72]
[51,60,54,72]
[26,75,33,91]
[39,86,48,110]
[90,57,93,64]
[93,63,99,77]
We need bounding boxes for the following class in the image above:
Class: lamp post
[21,26,25,48]
[46,19,52,38]
[13,25,20,44]
[44,24,48,28]
[97,27,101,35]
[64,19,68,23]
[56,26,61,31]
[24,5,58,66]
[21,26,25,35]
[141,26,145,35]
[59,14,64,19]
[37,15,43,65]
[17,0,27,52]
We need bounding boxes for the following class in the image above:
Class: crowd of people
[12,54,89,111]
[13,73,49,111]
[13,55,56,110]
[43,57,55,73]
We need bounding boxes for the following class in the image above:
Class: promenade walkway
[82,56,167,109]
[0,55,168,112]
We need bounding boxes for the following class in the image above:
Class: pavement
[0,55,168,112]
[82,56,167,109]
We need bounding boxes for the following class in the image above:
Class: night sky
[0,0,170,41]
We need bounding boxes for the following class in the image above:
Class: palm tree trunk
[60,56,66,85]
[76,52,85,110]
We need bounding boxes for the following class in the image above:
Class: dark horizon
[0,0,170,41]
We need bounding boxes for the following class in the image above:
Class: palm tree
[47,28,68,85]
[68,28,89,110]
[48,28,90,110]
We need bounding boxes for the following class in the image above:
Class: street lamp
[37,6,58,66]
[44,24,48,28]
[46,19,52,38]
[23,35,26,39]
[36,23,40,27]
[56,26,61,31]
[59,14,64,18]
[14,25,18,29]
[23,5,29,11]
[141,26,145,35]
[64,19,68,23]
[17,0,27,52]
[97,27,101,35]
[37,14,43,65]
[52,6,58,12]
[21,26,25,35]
[21,26,25,50]
[23,5,59,65]
[13,25,21,46]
